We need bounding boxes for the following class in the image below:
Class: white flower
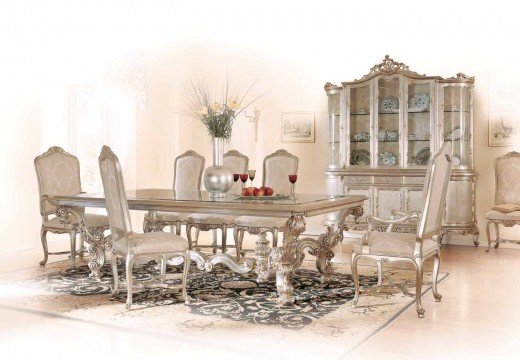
[227,99,240,110]
[195,106,208,116]
[210,102,222,112]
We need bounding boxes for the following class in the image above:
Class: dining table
[48,189,366,304]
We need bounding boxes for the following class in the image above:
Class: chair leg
[170,225,174,233]
[221,225,228,253]
[111,254,119,295]
[194,228,200,250]
[239,229,246,257]
[186,224,193,250]
[376,260,383,286]
[494,222,500,249]
[143,218,150,233]
[351,252,360,307]
[39,228,49,267]
[212,229,218,254]
[175,221,182,236]
[486,220,492,252]
[233,227,241,260]
[182,251,190,303]
[69,230,77,269]
[161,257,167,283]
[78,233,85,259]
[414,257,425,318]
[432,252,442,302]
[126,253,135,310]
[272,229,279,248]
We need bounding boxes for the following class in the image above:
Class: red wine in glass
[288,174,298,197]
[233,174,240,182]
[248,169,256,187]
[240,173,249,188]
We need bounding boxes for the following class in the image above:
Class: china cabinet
[324,55,478,245]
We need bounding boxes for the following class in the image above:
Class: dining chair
[485,151,520,251]
[99,146,190,310]
[34,146,109,269]
[143,150,205,239]
[351,142,452,318]
[233,149,299,259]
[185,150,249,256]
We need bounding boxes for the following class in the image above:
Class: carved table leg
[269,212,306,305]
[255,232,270,283]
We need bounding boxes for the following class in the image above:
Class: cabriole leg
[182,252,190,303]
[351,252,360,307]
[221,225,228,253]
[212,229,218,254]
[39,228,49,267]
[494,222,500,249]
[486,221,492,252]
[111,253,119,295]
[432,252,442,302]
[126,253,135,310]
[69,230,77,269]
[376,260,383,286]
[160,257,167,283]
[414,258,425,318]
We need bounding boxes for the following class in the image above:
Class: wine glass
[288,174,298,197]
[233,173,240,182]
[240,173,249,188]
[248,169,256,187]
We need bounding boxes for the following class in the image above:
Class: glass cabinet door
[406,80,434,167]
[442,85,472,167]
[348,85,371,166]
[376,76,401,167]
[327,91,341,168]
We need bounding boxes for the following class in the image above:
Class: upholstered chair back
[99,146,133,247]
[223,150,249,193]
[173,150,205,193]
[34,146,82,217]
[494,151,520,205]
[417,142,453,240]
[263,149,299,195]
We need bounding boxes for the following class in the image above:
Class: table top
[53,189,366,218]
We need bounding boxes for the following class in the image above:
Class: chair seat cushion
[352,231,439,258]
[187,213,236,225]
[44,213,109,230]
[114,232,188,255]
[144,211,190,223]
[486,210,520,221]
[235,216,287,229]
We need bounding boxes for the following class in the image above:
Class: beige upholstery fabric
[353,232,439,258]
[235,216,287,229]
[486,210,520,221]
[35,147,82,216]
[223,151,248,194]
[495,154,520,205]
[44,213,109,230]
[174,152,204,193]
[113,232,188,255]
[264,150,298,195]
[144,211,190,223]
[188,213,236,225]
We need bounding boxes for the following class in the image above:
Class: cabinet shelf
[350,113,370,116]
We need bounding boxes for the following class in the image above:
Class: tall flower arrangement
[183,78,260,140]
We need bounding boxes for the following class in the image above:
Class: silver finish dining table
[49,189,366,304]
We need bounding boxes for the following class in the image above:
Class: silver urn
[203,137,233,198]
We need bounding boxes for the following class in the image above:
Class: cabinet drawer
[374,176,402,185]
[343,176,372,184]
[404,177,425,185]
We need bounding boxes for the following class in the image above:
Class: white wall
[1,0,519,255]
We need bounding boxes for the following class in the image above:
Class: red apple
[241,188,249,196]
[253,187,260,196]
[265,187,274,196]
[247,187,256,196]
[257,187,265,196]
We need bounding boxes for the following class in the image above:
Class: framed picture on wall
[488,106,520,146]
[281,112,315,143]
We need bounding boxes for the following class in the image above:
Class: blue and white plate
[408,92,430,112]
[379,96,399,113]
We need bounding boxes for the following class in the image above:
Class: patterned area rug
[0,259,448,358]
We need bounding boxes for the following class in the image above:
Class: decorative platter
[351,149,371,165]
[386,129,399,141]
[379,96,399,113]
[412,147,431,166]
[408,92,430,112]
[378,151,397,166]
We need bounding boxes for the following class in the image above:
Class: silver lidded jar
[203,137,234,198]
